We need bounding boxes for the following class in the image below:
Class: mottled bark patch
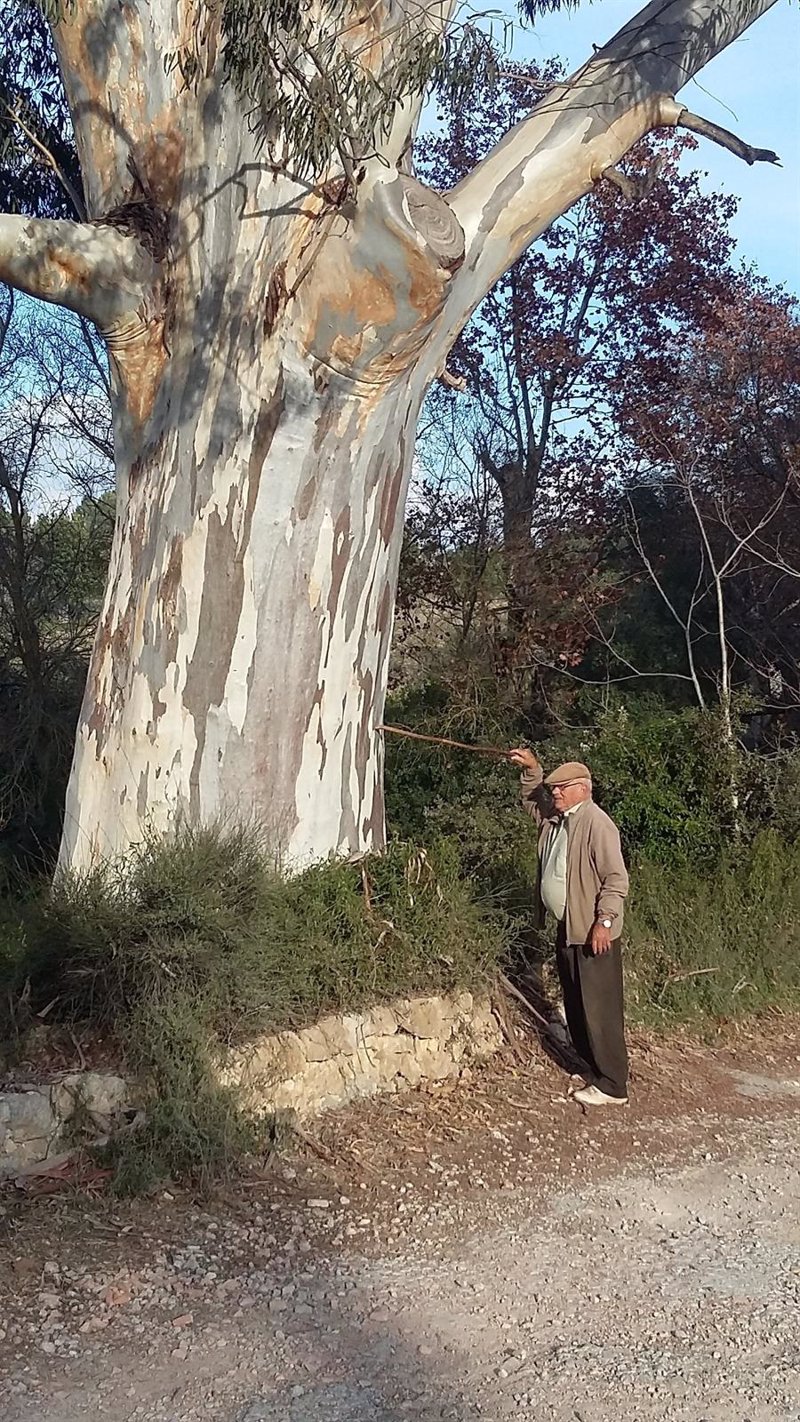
[85,617,113,749]
[149,532,184,732]
[134,128,186,212]
[327,507,353,624]
[355,667,373,806]
[296,473,318,522]
[129,429,166,490]
[264,263,288,338]
[184,376,285,813]
[379,437,406,543]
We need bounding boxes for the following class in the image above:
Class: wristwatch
[599,918,612,930]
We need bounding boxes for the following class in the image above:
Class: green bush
[624,831,800,1026]
[0,905,31,1058]
[2,688,798,1191]
[385,686,800,870]
[383,690,800,1032]
[1,825,511,1189]
[40,827,507,1038]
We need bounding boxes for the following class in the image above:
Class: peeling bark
[0,0,780,870]
[62,351,423,870]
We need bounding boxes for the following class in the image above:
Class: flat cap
[544,760,592,786]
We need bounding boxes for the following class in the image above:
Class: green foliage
[0,497,112,887]
[384,684,800,1034]
[0,903,31,1057]
[624,833,800,1027]
[164,0,511,181]
[2,824,510,1189]
[549,700,733,867]
[41,826,505,1036]
[385,686,794,871]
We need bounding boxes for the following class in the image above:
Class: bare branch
[675,108,780,167]
[0,215,157,330]
[626,493,708,711]
[1,99,87,220]
[601,157,664,203]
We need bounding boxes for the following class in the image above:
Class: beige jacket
[521,764,629,946]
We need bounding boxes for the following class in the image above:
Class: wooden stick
[498,972,553,1031]
[378,723,513,761]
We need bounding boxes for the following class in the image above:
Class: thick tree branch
[0,215,157,330]
[368,0,457,167]
[674,107,780,166]
[442,0,779,334]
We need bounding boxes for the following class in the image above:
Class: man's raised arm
[509,748,550,827]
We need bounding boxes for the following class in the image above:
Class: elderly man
[509,747,630,1107]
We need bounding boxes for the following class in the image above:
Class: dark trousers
[556,924,628,1098]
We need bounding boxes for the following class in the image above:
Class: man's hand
[509,747,538,773]
[591,921,612,956]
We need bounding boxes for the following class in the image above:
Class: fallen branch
[657,965,719,1002]
[664,966,719,985]
[378,723,512,761]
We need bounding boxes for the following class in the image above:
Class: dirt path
[1,1025,800,1421]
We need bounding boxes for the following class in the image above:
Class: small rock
[79,1316,109,1334]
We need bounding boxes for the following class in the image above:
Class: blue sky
[512,0,799,291]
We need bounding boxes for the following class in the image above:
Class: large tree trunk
[61,357,424,871]
[0,0,778,872]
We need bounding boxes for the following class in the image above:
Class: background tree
[401,65,743,725]
[0,0,782,873]
[419,67,737,651]
[0,2,83,220]
[0,291,112,880]
[596,277,800,723]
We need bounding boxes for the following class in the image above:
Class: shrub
[385,686,800,869]
[39,827,508,1038]
[2,825,511,1189]
[624,831,800,1026]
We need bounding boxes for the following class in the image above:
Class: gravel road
[1,1040,799,1422]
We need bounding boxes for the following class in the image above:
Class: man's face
[551,779,590,813]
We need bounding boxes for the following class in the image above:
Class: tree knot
[92,199,170,265]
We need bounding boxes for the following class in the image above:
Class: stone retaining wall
[0,1072,129,1179]
[220,990,503,1115]
[0,990,503,1178]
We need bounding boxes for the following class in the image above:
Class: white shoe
[567,1074,587,1095]
[572,1084,628,1107]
